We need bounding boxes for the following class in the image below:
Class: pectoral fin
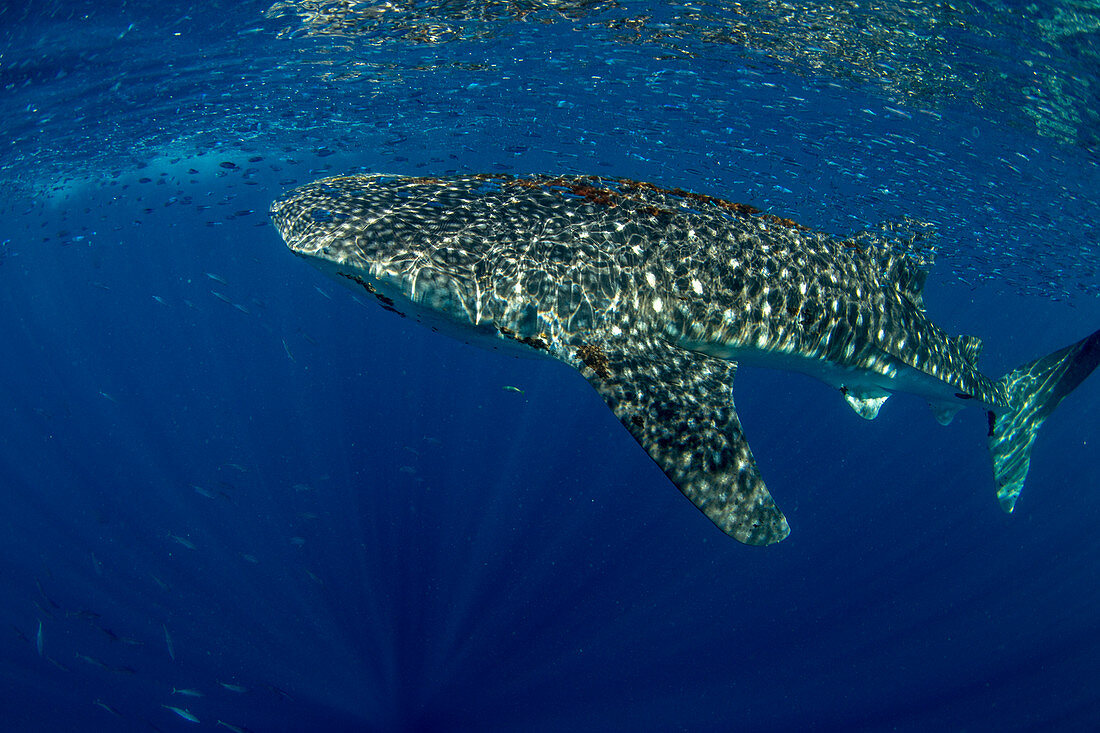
[569,336,790,545]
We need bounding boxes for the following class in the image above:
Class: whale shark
[270,173,1100,545]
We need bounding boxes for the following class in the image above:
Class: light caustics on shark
[270,173,1100,546]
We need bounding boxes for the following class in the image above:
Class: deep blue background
[1,1,1098,731]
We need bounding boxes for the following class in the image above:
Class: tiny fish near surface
[271,173,1100,546]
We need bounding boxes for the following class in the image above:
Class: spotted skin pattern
[989,330,1100,511]
[271,173,1100,545]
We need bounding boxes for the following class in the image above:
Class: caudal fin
[988,328,1100,511]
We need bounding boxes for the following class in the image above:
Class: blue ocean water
[1,1,1099,731]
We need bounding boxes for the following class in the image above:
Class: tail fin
[989,328,1100,512]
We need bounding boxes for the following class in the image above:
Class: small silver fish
[46,656,70,672]
[172,687,204,697]
[35,620,42,656]
[268,685,294,701]
[218,681,248,693]
[217,721,249,733]
[163,705,200,723]
[205,272,228,285]
[93,699,123,717]
[167,533,196,550]
[76,651,108,669]
[35,578,60,610]
[163,624,175,661]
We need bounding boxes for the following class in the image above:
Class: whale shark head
[270,174,498,327]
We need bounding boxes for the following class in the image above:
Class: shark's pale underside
[271,173,1100,545]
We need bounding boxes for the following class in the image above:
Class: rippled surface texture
[0,1,1097,731]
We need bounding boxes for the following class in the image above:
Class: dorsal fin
[955,334,984,366]
[879,253,931,310]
